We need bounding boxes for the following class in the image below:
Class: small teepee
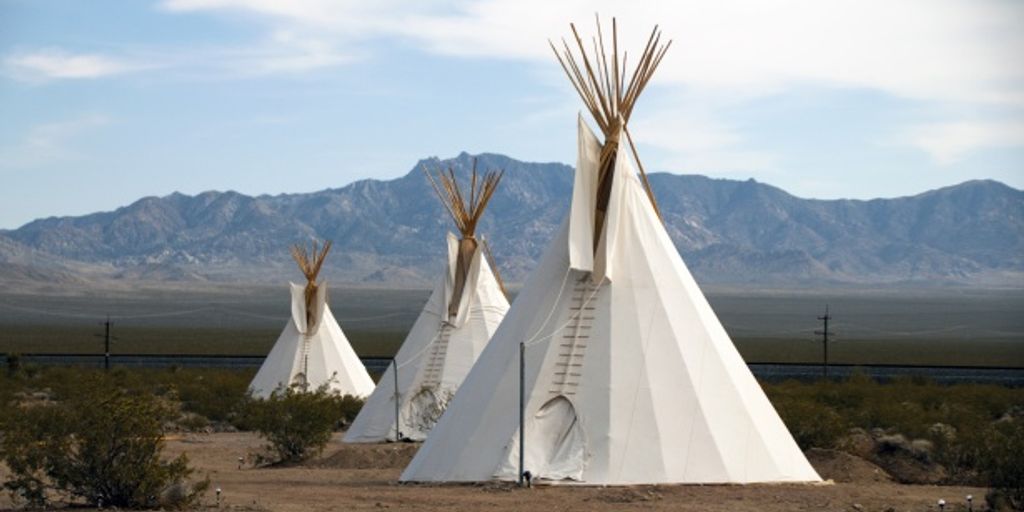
[401,18,821,484]
[344,161,510,442]
[249,240,375,399]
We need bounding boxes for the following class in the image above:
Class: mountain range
[2,152,1022,289]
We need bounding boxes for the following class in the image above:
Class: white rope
[394,325,447,370]
[522,269,605,349]
[519,266,573,348]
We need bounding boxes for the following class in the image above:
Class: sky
[1,0,1022,229]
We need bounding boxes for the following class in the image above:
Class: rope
[521,266,574,348]
[395,327,446,371]
[523,268,605,349]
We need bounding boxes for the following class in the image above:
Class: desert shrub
[983,420,1024,511]
[5,353,21,376]
[0,377,208,509]
[764,375,1024,487]
[339,393,365,425]
[0,366,254,429]
[160,369,252,425]
[245,386,363,464]
[772,396,846,449]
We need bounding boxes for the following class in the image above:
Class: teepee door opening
[530,395,585,481]
[403,386,447,434]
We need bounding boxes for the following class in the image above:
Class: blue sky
[1,0,1022,229]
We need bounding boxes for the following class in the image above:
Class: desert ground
[1,432,981,512]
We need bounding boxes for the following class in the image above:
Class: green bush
[0,377,208,509]
[245,386,363,464]
[763,376,1024,487]
[983,420,1024,511]
[0,366,254,429]
[772,395,846,449]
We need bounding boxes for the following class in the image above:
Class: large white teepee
[249,241,375,399]
[344,164,510,442]
[401,19,820,485]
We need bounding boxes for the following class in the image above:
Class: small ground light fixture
[216,487,222,506]
[938,498,945,510]
[238,456,244,469]
[967,494,973,511]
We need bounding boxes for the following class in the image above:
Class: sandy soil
[178,433,985,511]
[0,432,987,511]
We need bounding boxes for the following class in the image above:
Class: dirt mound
[872,452,947,485]
[313,442,420,470]
[871,433,948,484]
[806,448,892,484]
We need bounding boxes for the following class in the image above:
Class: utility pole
[94,316,118,371]
[815,305,833,378]
[101,316,112,371]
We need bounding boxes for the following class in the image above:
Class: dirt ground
[0,432,988,511]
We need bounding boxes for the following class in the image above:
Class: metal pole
[815,304,831,378]
[823,305,829,378]
[393,358,400,443]
[104,316,111,371]
[518,340,525,487]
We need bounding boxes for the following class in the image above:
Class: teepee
[249,240,375,399]
[401,18,821,484]
[344,162,510,442]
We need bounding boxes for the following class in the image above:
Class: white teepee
[344,164,510,442]
[400,19,820,485]
[249,241,375,399]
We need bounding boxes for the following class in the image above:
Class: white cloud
[898,120,1024,164]
[244,31,354,73]
[153,0,1024,178]
[0,115,111,169]
[4,49,141,81]
[157,0,1024,106]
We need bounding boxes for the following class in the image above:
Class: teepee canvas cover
[344,165,510,442]
[249,241,375,399]
[401,19,820,484]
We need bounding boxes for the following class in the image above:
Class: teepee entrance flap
[497,395,587,482]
